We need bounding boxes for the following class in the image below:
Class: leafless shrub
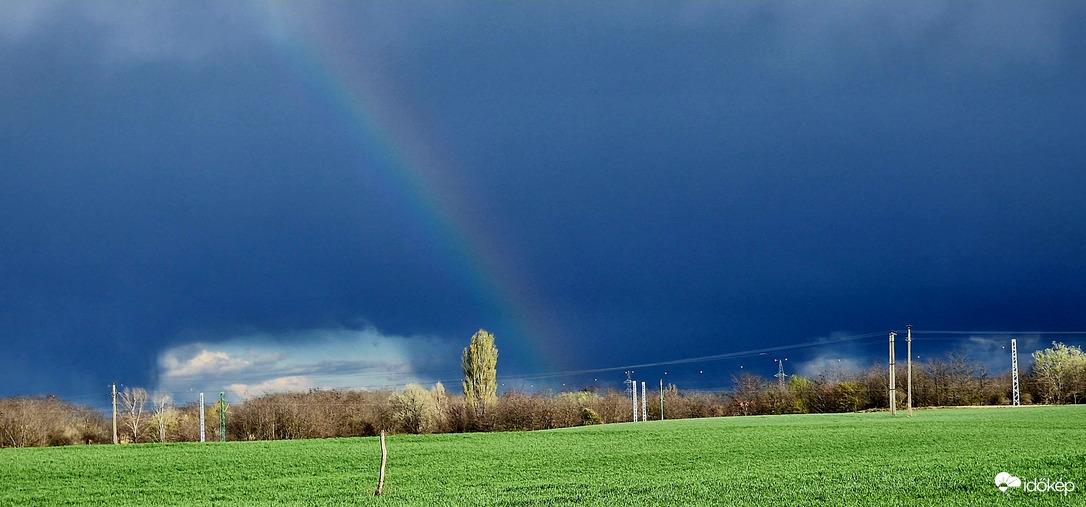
[0,396,108,448]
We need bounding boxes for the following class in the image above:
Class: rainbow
[262,6,562,374]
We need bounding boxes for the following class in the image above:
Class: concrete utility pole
[659,379,664,421]
[634,382,642,423]
[907,325,913,417]
[1011,339,1021,406]
[889,331,897,416]
[111,382,118,444]
[632,379,639,422]
[199,392,205,443]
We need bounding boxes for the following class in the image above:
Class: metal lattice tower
[774,359,787,388]
[1011,339,1021,406]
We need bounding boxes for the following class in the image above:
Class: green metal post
[219,391,227,442]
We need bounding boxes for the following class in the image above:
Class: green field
[2,406,1084,506]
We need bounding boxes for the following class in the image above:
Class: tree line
[2,338,1084,448]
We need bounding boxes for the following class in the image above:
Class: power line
[912,332,1086,334]
[495,331,885,382]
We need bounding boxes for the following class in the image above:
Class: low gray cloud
[0,3,58,41]
[796,354,864,380]
[3,2,1075,75]
[0,3,274,67]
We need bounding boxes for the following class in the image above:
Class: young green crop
[1,406,1083,505]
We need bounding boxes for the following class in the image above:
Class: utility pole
[199,392,205,443]
[907,325,913,417]
[111,382,118,444]
[1011,339,1021,406]
[659,379,664,421]
[632,379,639,422]
[219,392,227,442]
[634,382,642,423]
[889,331,897,416]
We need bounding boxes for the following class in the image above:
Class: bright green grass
[2,406,1084,506]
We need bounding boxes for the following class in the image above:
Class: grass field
[2,406,1084,506]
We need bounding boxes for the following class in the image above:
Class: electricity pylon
[774,359,787,388]
[1011,339,1020,406]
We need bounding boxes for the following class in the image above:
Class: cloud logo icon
[996,472,1022,492]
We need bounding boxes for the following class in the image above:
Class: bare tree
[730,373,767,416]
[151,391,176,443]
[119,387,148,443]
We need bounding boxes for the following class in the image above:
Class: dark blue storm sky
[2,2,1085,404]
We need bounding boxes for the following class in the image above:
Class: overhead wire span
[910,330,1086,342]
[912,330,1086,335]
[494,331,886,382]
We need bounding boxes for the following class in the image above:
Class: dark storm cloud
[395,2,1086,358]
[1,2,1084,402]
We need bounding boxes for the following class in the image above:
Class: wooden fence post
[374,430,387,496]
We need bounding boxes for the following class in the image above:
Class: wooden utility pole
[374,431,387,496]
[111,382,118,444]
[906,325,913,417]
[889,331,897,416]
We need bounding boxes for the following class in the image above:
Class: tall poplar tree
[462,329,498,417]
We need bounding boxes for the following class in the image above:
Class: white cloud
[160,348,252,377]
[797,354,863,379]
[155,324,457,400]
[227,376,315,399]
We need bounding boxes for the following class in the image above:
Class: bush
[388,383,446,434]
[580,407,602,425]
